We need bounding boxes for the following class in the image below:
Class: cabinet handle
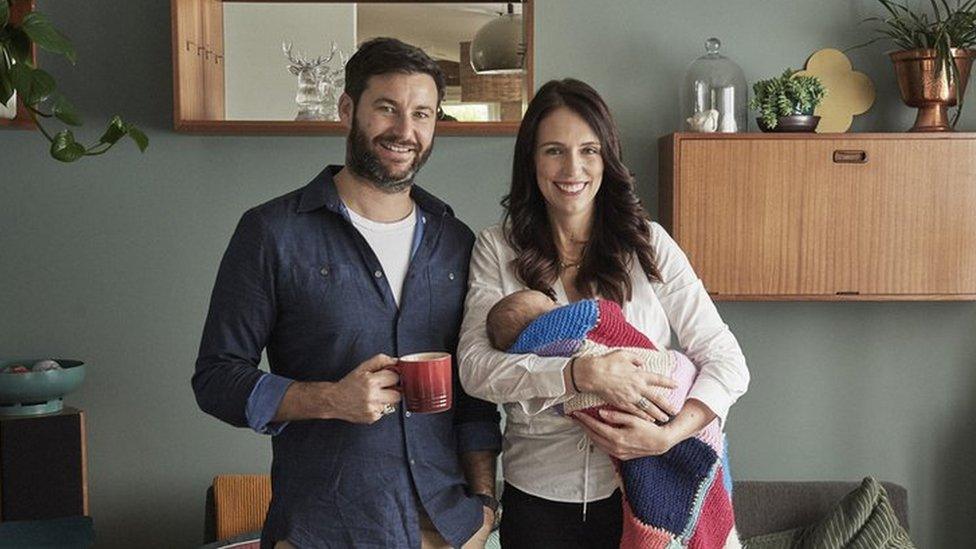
[833,150,867,164]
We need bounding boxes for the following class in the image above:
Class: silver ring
[635,397,651,410]
[381,404,397,416]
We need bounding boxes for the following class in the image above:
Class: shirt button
[319,267,329,276]
[410,459,416,465]
[448,272,455,280]
[405,411,412,418]
[374,270,383,278]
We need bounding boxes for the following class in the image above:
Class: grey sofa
[732,480,909,539]
[201,478,910,545]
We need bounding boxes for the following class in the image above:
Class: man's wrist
[474,493,501,531]
[474,493,499,514]
[277,381,337,421]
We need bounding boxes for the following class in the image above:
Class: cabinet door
[854,140,976,295]
[676,139,857,296]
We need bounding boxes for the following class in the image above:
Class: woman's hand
[571,409,678,460]
[572,350,678,422]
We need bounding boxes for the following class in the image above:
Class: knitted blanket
[509,299,739,549]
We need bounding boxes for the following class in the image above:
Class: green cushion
[743,477,915,549]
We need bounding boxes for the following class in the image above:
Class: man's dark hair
[344,37,446,107]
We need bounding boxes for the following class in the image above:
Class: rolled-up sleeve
[192,209,279,429]
[245,372,293,435]
[650,222,750,424]
[457,228,571,416]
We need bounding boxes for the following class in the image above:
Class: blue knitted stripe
[619,437,718,535]
[508,300,599,353]
[721,434,733,496]
[680,460,721,543]
[533,339,583,357]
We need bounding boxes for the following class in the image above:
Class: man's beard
[346,116,434,194]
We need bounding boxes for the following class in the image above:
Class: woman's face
[534,107,604,221]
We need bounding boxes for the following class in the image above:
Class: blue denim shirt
[193,166,502,549]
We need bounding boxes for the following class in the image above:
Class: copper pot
[890,48,975,132]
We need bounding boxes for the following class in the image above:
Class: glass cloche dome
[680,38,747,133]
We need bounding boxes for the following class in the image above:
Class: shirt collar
[297,164,453,217]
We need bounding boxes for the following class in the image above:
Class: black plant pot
[757,115,820,133]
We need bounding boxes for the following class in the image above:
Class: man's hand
[460,506,494,549]
[274,354,401,424]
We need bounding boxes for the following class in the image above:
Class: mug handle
[384,362,404,392]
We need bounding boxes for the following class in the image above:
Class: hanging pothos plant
[0,0,147,162]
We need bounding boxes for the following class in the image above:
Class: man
[193,38,501,549]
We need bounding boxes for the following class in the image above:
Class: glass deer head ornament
[283,40,349,121]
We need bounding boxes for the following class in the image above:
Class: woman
[457,79,750,548]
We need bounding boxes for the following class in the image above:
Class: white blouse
[457,222,750,503]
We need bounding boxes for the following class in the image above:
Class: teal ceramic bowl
[0,359,86,416]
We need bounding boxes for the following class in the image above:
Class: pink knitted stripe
[688,469,735,549]
[590,300,657,349]
[620,498,676,549]
[695,420,724,456]
[668,351,697,409]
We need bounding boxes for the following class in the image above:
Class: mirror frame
[171,0,533,136]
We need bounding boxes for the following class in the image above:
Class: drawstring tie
[577,433,590,522]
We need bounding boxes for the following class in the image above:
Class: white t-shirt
[457,222,750,503]
[346,204,417,306]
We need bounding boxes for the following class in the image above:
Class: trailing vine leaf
[10,63,55,105]
[51,94,81,126]
[127,125,148,152]
[50,129,85,162]
[20,12,75,63]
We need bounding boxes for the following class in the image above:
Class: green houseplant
[748,69,827,131]
[856,0,976,130]
[0,0,147,161]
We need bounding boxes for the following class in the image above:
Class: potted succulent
[857,0,976,131]
[749,69,828,132]
[0,0,147,161]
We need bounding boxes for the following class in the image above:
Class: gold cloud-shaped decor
[796,48,875,133]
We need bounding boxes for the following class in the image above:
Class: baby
[486,289,739,549]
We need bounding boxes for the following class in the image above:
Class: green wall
[1,1,974,547]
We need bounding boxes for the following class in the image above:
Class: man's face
[341,72,439,193]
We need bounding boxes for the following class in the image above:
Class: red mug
[392,352,453,413]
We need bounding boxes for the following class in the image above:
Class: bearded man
[192,38,501,549]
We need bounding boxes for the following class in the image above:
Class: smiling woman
[170,0,534,135]
[456,78,750,548]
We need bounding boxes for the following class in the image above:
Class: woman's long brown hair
[501,79,660,304]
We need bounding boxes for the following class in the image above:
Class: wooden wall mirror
[171,0,533,135]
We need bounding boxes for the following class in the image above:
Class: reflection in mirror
[173,0,531,133]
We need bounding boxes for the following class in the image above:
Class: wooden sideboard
[658,133,976,301]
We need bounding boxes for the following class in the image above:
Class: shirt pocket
[282,262,365,331]
[427,265,466,337]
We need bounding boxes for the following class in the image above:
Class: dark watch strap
[475,493,499,514]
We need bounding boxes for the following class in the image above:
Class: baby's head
[487,289,558,351]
